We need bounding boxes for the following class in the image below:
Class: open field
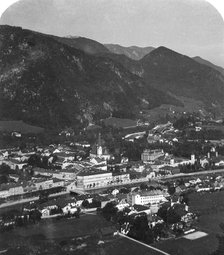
[183,231,208,240]
[0,214,112,252]
[0,120,44,134]
[0,213,165,255]
[154,190,224,255]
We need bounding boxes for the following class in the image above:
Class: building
[90,133,111,160]
[141,149,164,162]
[127,190,168,206]
[76,171,130,189]
[33,178,64,190]
[2,159,27,170]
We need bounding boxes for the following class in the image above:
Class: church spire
[98,132,102,146]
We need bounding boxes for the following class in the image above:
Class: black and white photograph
[0,0,224,254]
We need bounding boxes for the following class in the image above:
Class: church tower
[97,133,103,157]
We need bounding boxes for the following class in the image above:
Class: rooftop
[77,170,111,177]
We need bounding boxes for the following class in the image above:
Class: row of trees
[100,202,166,243]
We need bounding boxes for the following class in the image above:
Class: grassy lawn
[103,236,163,255]
[0,214,163,255]
[0,214,112,251]
[154,190,224,255]
[1,191,224,254]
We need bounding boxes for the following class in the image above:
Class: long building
[127,190,168,206]
[76,171,130,189]
[141,149,164,162]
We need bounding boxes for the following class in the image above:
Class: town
[1,113,224,254]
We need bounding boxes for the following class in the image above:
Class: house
[38,200,58,217]
[34,179,54,190]
[41,208,51,217]
[196,185,212,192]
[62,204,78,215]
[75,141,91,148]
[116,199,129,211]
[131,204,151,215]
[141,149,164,162]
[8,184,24,196]
[56,199,78,214]
[112,189,119,196]
[8,174,20,182]
[0,189,9,198]
[11,131,22,138]
[74,194,93,207]
[100,197,115,208]
[200,157,209,168]
[90,157,107,171]
[53,169,77,180]
[148,215,164,228]
[23,202,38,212]
[2,159,27,170]
[212,156,224,167]
[175,184,187,194]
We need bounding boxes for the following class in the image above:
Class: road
[1,168,224,209]
[161,168,224,180]
[0,191,69,209]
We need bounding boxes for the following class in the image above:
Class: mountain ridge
[139,46,224,114]
[193,56,224,76]
[105,44,155,60]
[0,25,181,130]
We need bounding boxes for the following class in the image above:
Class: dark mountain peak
[139,45,224,113]
[143,46,186,61]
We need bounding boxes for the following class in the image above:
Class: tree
[153,223,165,240]
[82,199,90,208]
[29,209,42,223]
[211,223,224,255]
[140,183,148,190]
[128,214,154,244]
[101,202,118,221]
[167,208,181,224]
[157,204,169,223]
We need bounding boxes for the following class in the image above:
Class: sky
[0,0,224,67]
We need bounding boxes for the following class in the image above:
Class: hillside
[0,120,44,134]
[193,56,224,76]
[105,44,155,60]
[0,25,180,130]
[139,47,224,113]
[52,36,110,55]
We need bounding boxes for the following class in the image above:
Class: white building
[90,133,111,160]
[141,149,164,162]
[127,190,168,206]
[76,171,130,189]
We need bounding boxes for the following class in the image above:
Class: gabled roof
[133,204,150,212]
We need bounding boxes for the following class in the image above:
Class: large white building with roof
[76,171,130,189]
[127,190,168,206]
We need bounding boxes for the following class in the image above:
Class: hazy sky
[0,0,224,66]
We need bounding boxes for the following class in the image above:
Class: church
[90,133,111,160]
